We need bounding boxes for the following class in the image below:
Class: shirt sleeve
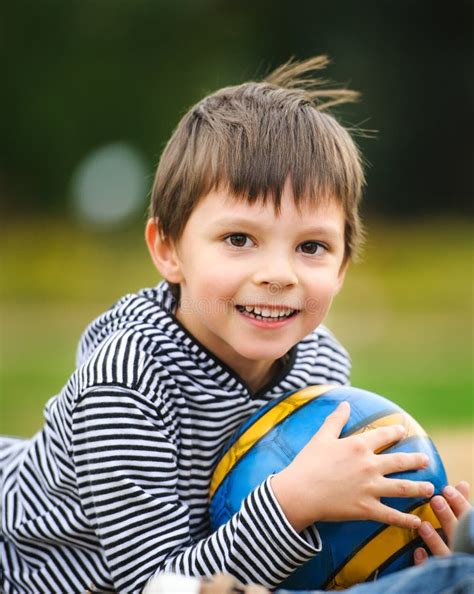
[72,386,320,592]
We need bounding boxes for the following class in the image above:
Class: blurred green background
[1,0,472,437]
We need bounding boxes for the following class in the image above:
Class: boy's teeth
[239,305,296,319]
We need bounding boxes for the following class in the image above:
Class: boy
[0,56,469,593]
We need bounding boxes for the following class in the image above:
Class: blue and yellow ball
[209,385,447,590]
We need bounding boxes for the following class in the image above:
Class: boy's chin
[234,344,294,364]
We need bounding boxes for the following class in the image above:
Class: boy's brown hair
[149,56,365,297]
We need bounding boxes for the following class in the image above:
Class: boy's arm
[72,386,321,593]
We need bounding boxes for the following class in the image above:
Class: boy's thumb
[318,401,350,438]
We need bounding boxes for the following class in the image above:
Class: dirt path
[429,428,473,488]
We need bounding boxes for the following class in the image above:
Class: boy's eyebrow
[212,217,342,238]
[212,217,268,230]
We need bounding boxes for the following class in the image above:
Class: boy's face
[150,183,347,379]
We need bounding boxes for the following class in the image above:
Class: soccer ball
[209,385,447,590]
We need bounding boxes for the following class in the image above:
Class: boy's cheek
[180,284,240,317]
[196,272,242,299]
[305,296,329,315]
[305,278,340,304]
[302,290,337,326]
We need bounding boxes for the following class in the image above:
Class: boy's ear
[333,258,350,296]
[145,218,183,283]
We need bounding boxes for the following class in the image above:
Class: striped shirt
[0,281,351,593]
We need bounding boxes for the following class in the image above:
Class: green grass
[1,217,472,436]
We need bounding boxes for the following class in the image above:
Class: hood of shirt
[76,281,177,368]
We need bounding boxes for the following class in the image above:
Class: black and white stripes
[1,281,351,593]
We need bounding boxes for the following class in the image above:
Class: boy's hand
[271,402,434,532]
[414,481,471,564]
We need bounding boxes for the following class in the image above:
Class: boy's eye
[298,241,326,255]
[225,234,252,248]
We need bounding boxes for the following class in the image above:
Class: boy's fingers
[454,481,470,500]
[371,502,422,530]
[414,546,428,566]
[418,521,450,556]
[442,485,472,517]
[362,424,407,452]
[379,477,434,500]
[430,495,458,541]
[317,401,350,438]
[378,451,429,476]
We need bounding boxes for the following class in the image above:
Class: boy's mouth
[235,304,299,321]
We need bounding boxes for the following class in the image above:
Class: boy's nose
[252,258,298,291]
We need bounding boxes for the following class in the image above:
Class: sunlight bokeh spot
[71,142,148,227]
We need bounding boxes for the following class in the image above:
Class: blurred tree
[1,0,472,217]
